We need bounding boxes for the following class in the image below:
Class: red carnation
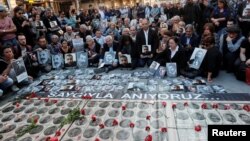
[95,138,100,141]
[184,102,188,107]
[243,104,250,112]
[44,98,49,102]
[195,125,202,132]
[146,115,151,120]
[224,105,230,110]
[91,115,96,121]
[201,103,207,109]
[122,105,126,111]
[172,103,176,109]
[129,122,135,128]
[55,130,61,136]
[16,103,20,108]
[50,137,58,141]
[161,127,167,133]
[145,126,150,131]
[212,103,218,109]
[145,134,152,141]
[99,123,105,129]
[33,117,38,124]
[80,109,85,115]
[112,119,118,126]
[52,100,58,104]
[162,102,167,107]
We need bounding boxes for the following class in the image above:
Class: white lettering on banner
[170,94,181,100]
[181,94,193,100]
[103,93,113,99]
[194,94,203,100]
[121,93,131,99]
[148,94,157,99]
[132,93,143,99]
[158,94,169,100]
[46,92,219,100]
[212,129,247,137]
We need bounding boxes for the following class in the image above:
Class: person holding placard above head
[136,18,159,67]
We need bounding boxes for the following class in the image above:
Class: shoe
[0,89,3,97]
[11,85,20,92]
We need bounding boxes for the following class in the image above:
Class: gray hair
[185,24,194,31]
[105,35,113,42]
[86,35,94,42]
[80,24,87,29]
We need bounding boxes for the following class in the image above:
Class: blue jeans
[0,78,14,91]
[1,38,18,47]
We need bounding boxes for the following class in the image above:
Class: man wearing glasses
[0,5,17,47]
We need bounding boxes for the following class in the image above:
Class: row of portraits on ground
[37,50,133,69]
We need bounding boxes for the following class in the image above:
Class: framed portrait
[155,66,166,78]
[12,58,28,83]
[72,38,84,52]
[76,52,88,68]
[104,51,116,65]
[166,63,177,78]
[52,54,64,69]
[189,48,207,69]
[49,21,58,28]
[196,85,214,94]
[149,61,160,70]
[142,45,151,54]
[35,21,44,29]
[37,50,50,65]
[64,53,77,67]
[118,54,131,65]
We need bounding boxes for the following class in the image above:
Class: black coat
[136,28,159,56]
[102,42,119,59]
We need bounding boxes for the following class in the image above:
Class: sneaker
[11,85,20,92]
[0,89,3,97]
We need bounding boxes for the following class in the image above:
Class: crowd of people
[0,0,250,96]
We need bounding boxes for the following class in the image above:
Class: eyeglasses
[18,12,23,15]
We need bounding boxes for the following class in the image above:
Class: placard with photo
[35,21,44,29]
[166,63,177,78]
[189,48,207,69]
[76,52,88,68]
[37,50,50,65]
[12,58,28,83]
[142,45,151,54]
[72,38,84,52]
[49,21,58,28]
[155,66,166,78]
[104,51,116,65]
[118,54,131,65]
[148,61,160,75]
[52,54,64,69]
[59,85,75,91]
[64,53,77,67]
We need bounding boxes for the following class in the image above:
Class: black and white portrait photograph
[166,63,177,77]
[64,53,77,67]
[196,85,214,94]
[52,54,64,69]
[59,85,75,91]
[77,52,88,68]
[142,45,151,54]
[223,113,237,123]
[149,61,160,70]
[118,54,131,65]
[208,113,221,123]
[12,58,28,83]
[189,48,207,69]
[49,21,57,28]
[239,113,250,124]
[35,21,44,29]
[104,52,116,65]
[170,85,184,91]
[155,66,166,78]
[37,50,50,65]
[72,38,84,52]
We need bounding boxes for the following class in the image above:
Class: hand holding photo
[149,61,160,70]
[104,51,116,65]
[189,48,207,69]
[142,45,151,54]
[49,21,57,28]
[119,54,131,65]
[12,58,28,83]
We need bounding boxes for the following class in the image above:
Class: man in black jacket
[136,19,159,67]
